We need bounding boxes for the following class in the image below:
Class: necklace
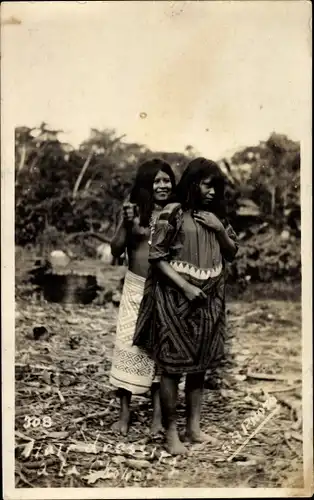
[148,210,159,245]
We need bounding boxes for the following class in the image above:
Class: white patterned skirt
[109,270,159,394]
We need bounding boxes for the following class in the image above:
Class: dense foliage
[15,123,301,282]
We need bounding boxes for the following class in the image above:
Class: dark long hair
[176,157,226,218]
[129,158,176,227]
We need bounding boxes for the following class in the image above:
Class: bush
[15,125,301,284]
[230,228,301,282]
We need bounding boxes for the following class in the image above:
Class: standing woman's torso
[127,235,150,278]
[127,211,161,279]
[169,211,223,283]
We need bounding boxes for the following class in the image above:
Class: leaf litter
[15,278,302,488]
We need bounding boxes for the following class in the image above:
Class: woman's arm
[110,203,135,257]
[110,218,128,258]
[149,207,206,302]
[154,261,206,301]
[154,261,187,291]
[215,226,238,262]
[193,211,238,262]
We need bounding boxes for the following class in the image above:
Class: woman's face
[153,170,172,203]
[199,176,216,206]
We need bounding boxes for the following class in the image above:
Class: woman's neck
[153,203,164,212]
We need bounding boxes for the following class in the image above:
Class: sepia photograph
[1,1,312,498]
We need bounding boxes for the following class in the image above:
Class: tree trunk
[72,150,93,199]
[81,134,126,192]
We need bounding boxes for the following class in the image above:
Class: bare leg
[150,382,163,435]
[160,373,187,455]
[111,389,131,435]
[185,372,209,443]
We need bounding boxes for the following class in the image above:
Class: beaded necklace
[148,209,160,246]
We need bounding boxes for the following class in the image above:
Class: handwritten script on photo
[221,394,280,461]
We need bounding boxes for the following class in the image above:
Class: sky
[2,1,311,160]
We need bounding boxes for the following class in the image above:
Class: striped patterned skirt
[133,267,227,375]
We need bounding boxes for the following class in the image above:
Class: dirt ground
[15,273,303,489]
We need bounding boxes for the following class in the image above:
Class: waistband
[124,269,146,285]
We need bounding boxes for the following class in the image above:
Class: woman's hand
[122,202,137,225]
[122,200,149,238]
[122,200,146,237]
[182,282,207,302]
[193,211,224,233]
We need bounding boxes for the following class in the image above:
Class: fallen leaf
[124,471,132,482]
[66,465,80,476]
[220,389,231,398]
[112,456,126,464]
[132,470,144,481]
[42,371,52,385]
[158,450,172,460]
[37,465,49,476]
[46,431,69,439]
[291,419,302,431]
[32,311,46,317]
[66,318,81,325]
[190,442,207,452]
[236,460,258,466]
[168,469,179,478]
[125,458,151,469]
[244,395,260,406]
[26,381,40,388]
[234,355,247,364]
[15,430,34,441]
[290,431,302,442]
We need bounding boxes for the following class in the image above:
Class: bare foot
[112,391,131,435]
[185,430,218,445]
[165,429,188,455]
[150,418,163,436]
[111,415,130,436]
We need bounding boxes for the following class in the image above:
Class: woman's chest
[177,213,222,266]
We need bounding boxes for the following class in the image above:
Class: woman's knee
[161,372,181,383]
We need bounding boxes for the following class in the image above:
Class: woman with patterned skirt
[109,159,176,435]
[133,157,239,454]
